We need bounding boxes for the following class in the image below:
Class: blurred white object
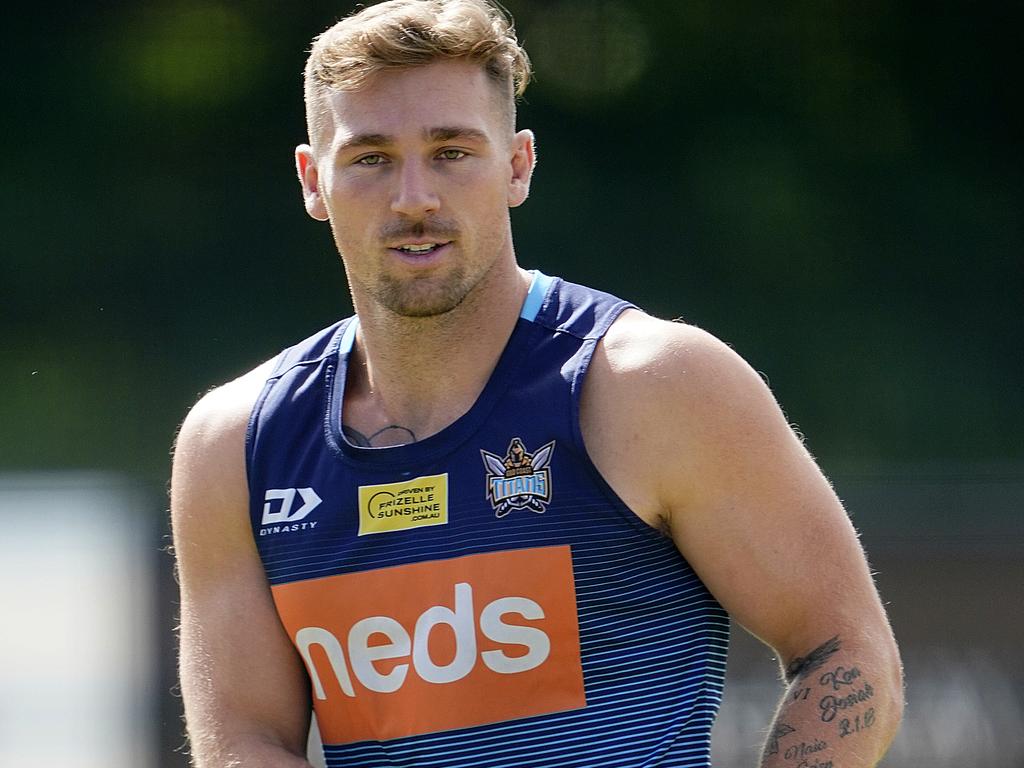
[0,473,155,768]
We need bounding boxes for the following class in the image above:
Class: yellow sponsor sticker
[358,473,449,536]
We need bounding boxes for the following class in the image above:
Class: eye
[438,149,466,161]
[356,154,387,166]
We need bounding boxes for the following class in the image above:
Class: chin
[376,275,471,318]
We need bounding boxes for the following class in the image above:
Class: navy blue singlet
[247,272,729,767]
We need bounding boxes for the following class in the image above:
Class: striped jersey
[246,272,730,767]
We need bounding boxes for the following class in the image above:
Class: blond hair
[304,0,531,148]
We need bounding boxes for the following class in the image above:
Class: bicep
[660,337,889,663]
[171,390,311,760]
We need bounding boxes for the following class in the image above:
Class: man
[170,1,903,766]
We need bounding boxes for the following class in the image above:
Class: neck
[344,262,532,444]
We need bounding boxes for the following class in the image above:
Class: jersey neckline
[323,271,555,468]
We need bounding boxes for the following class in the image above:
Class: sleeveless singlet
[247,272,729,767]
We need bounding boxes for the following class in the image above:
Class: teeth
[399,243,438,253]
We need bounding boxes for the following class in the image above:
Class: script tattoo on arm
[342,424,418,447]
[765,722,796,756]
[785,635,842,683]
[816,664,878,737]
[838,706,876,738]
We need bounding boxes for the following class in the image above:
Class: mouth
[395,242,446,254]
[388,241,453,261]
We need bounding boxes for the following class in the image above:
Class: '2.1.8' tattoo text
[839,707,876,738]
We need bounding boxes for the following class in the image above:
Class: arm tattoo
[342,424,417,447]
[765,721,796,755]
[785,635,842,683]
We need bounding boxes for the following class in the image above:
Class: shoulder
[171,360,279,528]
[174,317,349,481]
[588,309,777,438]
[581,310,790,522]
[602,308,760,381]
[175,359,279,465]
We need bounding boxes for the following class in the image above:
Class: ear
[295,144,329,222]
[507,129,536,208]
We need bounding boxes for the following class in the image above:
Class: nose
[390,159,441,218]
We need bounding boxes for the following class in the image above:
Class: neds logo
[296,582,549,697]
[271,546,586,744]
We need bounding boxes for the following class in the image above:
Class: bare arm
[583,312,903,767]
[171,368,315,767]
[762,635,893,767]
[668,332,903,767]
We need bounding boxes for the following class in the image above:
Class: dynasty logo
[481,438,554,517]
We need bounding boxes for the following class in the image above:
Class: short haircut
[303,0,532,150]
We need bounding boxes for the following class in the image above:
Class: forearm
[180,639,317,768]
[187,731,315,768]
[182,680,315,768]
[759,636,903,768]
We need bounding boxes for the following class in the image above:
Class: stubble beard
[373,264,472,318]
[365,216,476,317]
[341,213,511,319]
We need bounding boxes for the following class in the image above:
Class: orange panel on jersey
[271,545,586,744]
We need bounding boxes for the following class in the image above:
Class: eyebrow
[335,133,392,154]
[335,126,491,155]
[426,126,490,145]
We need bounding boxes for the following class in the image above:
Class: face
[296,59,535,318]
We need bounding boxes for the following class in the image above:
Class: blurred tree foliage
[1,0,1021,484]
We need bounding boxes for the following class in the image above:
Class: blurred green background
[2,1,1021,766]
[3,0,1021,479]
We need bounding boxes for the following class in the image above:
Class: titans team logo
[481,438,555,518]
